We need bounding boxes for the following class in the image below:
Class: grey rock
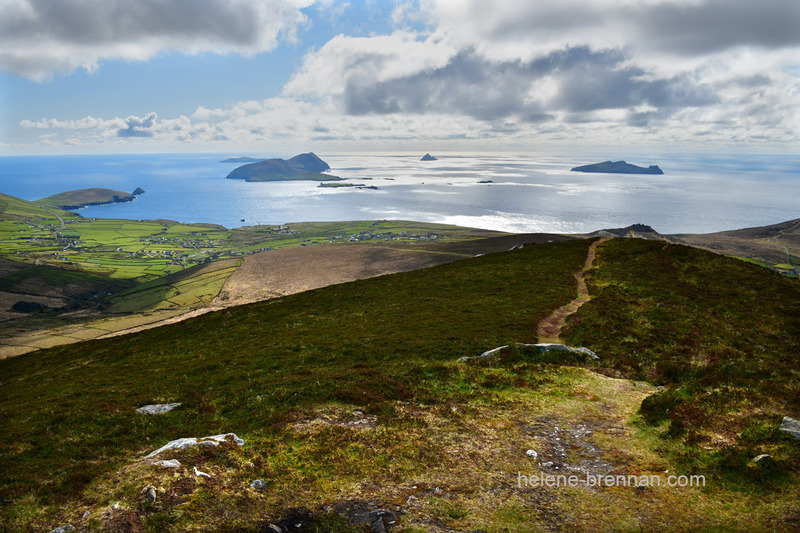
[780,416,800,440]
[136,402,181,414]
[752,454,772,464]
[250,479,267,490]
[48,526,75,533]
[458,343,598,362]
[146,433,244,458]
[141,484,156,502]
[153,459,181,468]
[526,449,538,460]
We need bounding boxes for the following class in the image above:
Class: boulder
[458,343,598,362]
[145,433,244,458]
[136,402,181,414]
[250,479,267,490]
[47,526,75,533]
[780,416,800,440]
[152,459,181,468]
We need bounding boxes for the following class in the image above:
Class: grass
[563,239,800,480]
[1,238,800,531]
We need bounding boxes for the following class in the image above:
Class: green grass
[563,239,800,479]
[2,238,799,531]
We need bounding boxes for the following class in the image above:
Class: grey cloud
[633,0,800,55]
[0,0,309,79]
[343,47,716,123]
[118,112,157,138]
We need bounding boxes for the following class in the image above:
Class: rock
[193,466,212,478]
[420,153,437,161]
[526,449,538,460]
[145,433,244,458]
[458,343,598,362]
[140,484,157,502]
[47,526,75,533]
[752,454,773,464]
[132,187,146,195]
[261,525,283,533]
[153,459,181,468]
[82,511,90,519]
[136,402,181,414]
[251,479,267,490]
[780,416,800,440]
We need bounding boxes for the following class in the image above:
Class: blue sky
[1,0,798,154]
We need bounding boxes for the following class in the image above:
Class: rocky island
[225,153,342,182]
[35,188,141,210]
[420,153,438,161]
[571,160,664,175]
[220,156,264,163]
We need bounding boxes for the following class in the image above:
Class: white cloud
[0,0,313,80]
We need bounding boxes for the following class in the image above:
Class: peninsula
[35,188,140,210]
[571,160,664,175]
[225,152,342,182]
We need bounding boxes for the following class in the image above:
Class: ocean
[0,152,798,234]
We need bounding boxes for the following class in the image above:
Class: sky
[1,0,798,155]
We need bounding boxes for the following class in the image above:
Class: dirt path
[537,238,609,343]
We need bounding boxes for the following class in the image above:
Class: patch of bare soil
[212,244,468,307]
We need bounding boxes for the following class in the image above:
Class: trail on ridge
[537,238,609,343]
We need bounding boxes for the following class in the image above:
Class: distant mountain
[571,161,663,174]
[220,156,265,163]
[420,153,438,161]
[35,188,136,210]
[225,152,341,182]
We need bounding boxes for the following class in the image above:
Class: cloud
[0,0,312,80]
[118,112,158,138]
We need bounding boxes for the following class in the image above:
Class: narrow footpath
[536,238,610,343]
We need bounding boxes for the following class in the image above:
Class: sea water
[0,152,797,234]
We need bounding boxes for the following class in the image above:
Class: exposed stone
[458,343,598,362]
[136,402,181,414]
[193,466,211,478]
[47,526,75,533]
[780,416,800,440]
[251,479,267,490]
[152,459,181,468]
[526,449,538,460]
[140,484,156,502]
[752,454,773,464]
[145,433,244,458]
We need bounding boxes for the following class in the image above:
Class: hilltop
[225,152,342,182]
[35,188,141,210]
[0,237,798,531]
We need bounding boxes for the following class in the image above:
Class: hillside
[225,152,342,182]
[35,188,138,210]
[1,238,798,532]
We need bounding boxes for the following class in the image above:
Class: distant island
[571,161,664,175]
[220,156,265,163]
[35,188,142,210]
[420,153,438,161]
[226,153,342,182]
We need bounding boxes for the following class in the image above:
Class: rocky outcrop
[458,343,599,362]
[420,153,437,161]
[136,402,181,414]
[145,433,244,458]
[132,187,145,195]
[780,416,800,440]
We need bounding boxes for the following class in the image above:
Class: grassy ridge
[564,239,800,475]
[0,239,588,529]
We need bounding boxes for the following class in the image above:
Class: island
[420,153,438,161]
[132,187,146,195]
[225,152,342,182]
[220,156,265,163]
[571,161,664,175]
[35,188,140,210]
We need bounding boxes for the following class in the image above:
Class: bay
[0,152,797,234]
